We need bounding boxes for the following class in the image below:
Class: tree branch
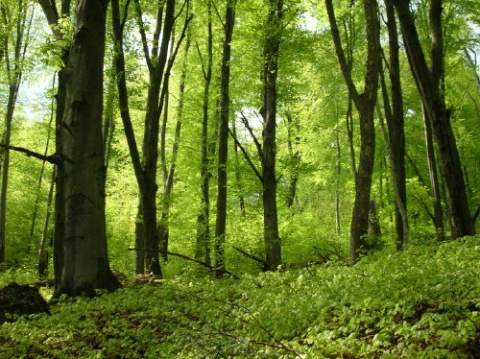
[0,143,61,165]
[128,248,239,278]
[133,0,152,69]
[240,111,263,159]
[228,128,263,182]
[233,246,268,271]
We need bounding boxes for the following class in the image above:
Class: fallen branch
[233,246,268,271]
[128,248,239,279]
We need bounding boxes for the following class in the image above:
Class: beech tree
[53,0,120,297]
[393,0,476,239]
[325,0,381,261]
[215,0,236,277]
[0,0,33,263]
[261,0,283,270]
[378,0,408,248]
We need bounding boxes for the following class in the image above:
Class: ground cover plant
[0,236,479,358]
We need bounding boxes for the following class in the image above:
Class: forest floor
[0,236,479,358]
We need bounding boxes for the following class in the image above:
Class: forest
[0,0,479,357]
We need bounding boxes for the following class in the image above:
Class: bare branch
[0,143,62,165]
[228,128,263,182]
[240,112,263,159]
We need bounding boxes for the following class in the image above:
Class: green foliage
[1,237,479,358]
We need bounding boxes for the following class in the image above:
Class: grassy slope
[0,237,479,358]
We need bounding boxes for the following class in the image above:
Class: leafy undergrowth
[1,237,480,358]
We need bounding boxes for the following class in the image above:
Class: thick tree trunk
[261,0,283,270]
[393,0,475,238]
[54,0,119,297]
[215,0,236,277]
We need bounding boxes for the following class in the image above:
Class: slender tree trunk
[196,0,214,263]
[261,0,283,270]
[215,0,236,277]
[114,0,189,275]
[0,0,31,263]
[38,0,72,292]
[158,32,191,262]
[326,0,381,262]
[463,48,480,92]
[111,0,146,274]
[231,120,246,217]
[54,0,120,297]
[335,116,341,235]
[285,113,300,211]
[379,0,408,248]
[422,102,445,240]
[393,0,475,238]
[38,169,55,278]
[0,85,15,264]
[29,74,56,250]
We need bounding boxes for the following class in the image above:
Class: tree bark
[38,169,55,278]
[215,0,236,277]
[261,0,283,270]
[393,0,475,238]
[422,102,445,240]
[326,0,381,262]
[53,0,120,297]
[380,0,408,248]
[158,29,191,262]
[196,0,214,263]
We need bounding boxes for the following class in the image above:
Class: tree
[53,0,120,297]
[260,0,283,270]
[325,0,381,261]
[112,0,191,275]
[0,0,33,263]
[38,0,72,289]
[393,0,476,239]
[195,0,214,265]
[215,0,236,277]
[378,0,408,248]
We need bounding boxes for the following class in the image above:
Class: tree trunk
[158,31,191,262]
[261,0,283,271]
[285,113,300,211]
[421,103,445,240]
[195,0,214,263]
[380,0,408,248]
[215,0,236,277]
[38,0,72,290]
[0,0,30,263]
[29,75,56,251]
[38,169,55,278]
[53,0,120,297]
[393,0,475,238]
[335,114,341,235]
[326,0,381,262]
